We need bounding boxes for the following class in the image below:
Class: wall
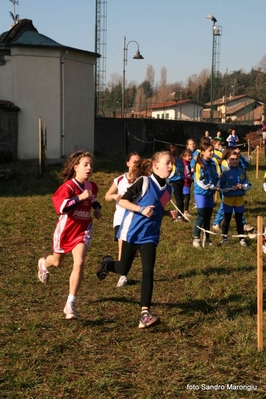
[95,118,258,155]
[0,109,18,162]
[1,46,96,160]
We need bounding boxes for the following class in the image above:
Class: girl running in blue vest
[96,151,177,328]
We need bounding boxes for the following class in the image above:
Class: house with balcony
[150,99,203,121]
[202,94,264,124]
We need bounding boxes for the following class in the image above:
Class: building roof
[205,94,263,106]
[0,19,100,58]
[0,100,20,111]
[150,99,192,110]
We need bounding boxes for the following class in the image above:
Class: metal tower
[95,0,107,116]
[213,24,222,77]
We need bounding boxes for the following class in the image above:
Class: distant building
[150,100,203,121]
[0,19,99,160]
[203,94,264,124]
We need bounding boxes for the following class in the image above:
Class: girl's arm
[105,182,121,202]
[119,199,155,218]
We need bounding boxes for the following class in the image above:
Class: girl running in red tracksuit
[37,150,102,320]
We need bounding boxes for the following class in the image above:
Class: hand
[142,205,155,218]
[79,189,92,201]
[115,194,122,201]
[94,208,102,219]
[170,210,178,219]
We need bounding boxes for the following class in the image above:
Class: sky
[1,0,266,88]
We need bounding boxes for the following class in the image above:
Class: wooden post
[256,145,259,179]
[260,136,263,152]
[248,139,251,157]
[43,123,47,170]
[38,118,42,174]
[257,215,263,351]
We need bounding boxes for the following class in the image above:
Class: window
[157,114,160,119]
[166,113,169,119]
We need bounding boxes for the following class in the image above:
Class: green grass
[1,153,266,398]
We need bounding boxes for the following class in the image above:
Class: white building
[0,19,99,159]
[150,100,203,121]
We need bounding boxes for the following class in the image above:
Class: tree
[145,64,155,90]
[139,80,153,98]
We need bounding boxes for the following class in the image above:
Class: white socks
[67,294,76,304]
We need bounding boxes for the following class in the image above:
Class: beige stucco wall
[63,52,95,156]
[1,46,96,159]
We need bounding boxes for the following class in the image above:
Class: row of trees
[97,56,266,118]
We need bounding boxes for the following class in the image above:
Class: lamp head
[133,50,144,60]
[206,14,217,23]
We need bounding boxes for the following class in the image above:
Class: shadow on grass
[93,293,258,320]
[156,264,255,281]
[164,294,256,317]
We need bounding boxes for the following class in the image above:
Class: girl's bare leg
[70,243,87,296]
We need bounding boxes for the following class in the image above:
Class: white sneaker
[240,239,247,247]
[193,238,201,248]
[37,258,49,284]
[212,224,221,232]
[116,275,128,287]
[244,224,254,232]
[64,302,77,319]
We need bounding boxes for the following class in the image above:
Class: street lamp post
[206,15,221,123]
[206,15,217,123]
[122,36,144,118]
[196,75,200,121]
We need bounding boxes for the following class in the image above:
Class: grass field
[1,152,266,398]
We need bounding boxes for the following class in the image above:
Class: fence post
[38,118,43,174]
[43,123,47,170]
[257,215,263,351]
[256,145,259,179]
[248,139,251,157]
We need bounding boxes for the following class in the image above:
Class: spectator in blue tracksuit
[168,143,185,220]
[186,138,199,173]
[193,141,219,248]
[226,129,239,147]
[212,147,253,233]
[219,151,252,247]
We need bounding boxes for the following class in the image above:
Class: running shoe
[193,238,201,248]
[138,311,160,329]
[116,275,128,287]
[64,302,77,320]
[96,256,113,281]
[37,257,49,284]
[244,224,254,232]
